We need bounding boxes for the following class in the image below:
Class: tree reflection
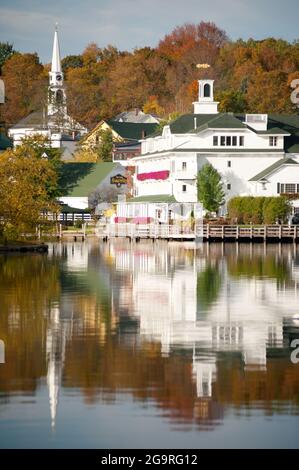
[197,262,222,313]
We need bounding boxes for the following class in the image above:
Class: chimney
[141,129,146,139]
[194,117,197,129]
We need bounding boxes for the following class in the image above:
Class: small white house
[116,78,299,223]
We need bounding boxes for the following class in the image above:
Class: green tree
[197,163,225,213]
[97,129,113,162]
[62,54,83,74]
[216,90,247,113]
[263,196,291,224]
[0,42,16,72]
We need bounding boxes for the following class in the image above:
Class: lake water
[0,240,298,449]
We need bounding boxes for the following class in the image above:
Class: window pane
[239,136,244,146]
[213,136,218,146]
[232,136,237,146]
[220,136,225,146]
[226,136,231,146]
[285,184,296,193]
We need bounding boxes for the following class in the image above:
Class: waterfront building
[116,78,299,223]
[8,26,87,157]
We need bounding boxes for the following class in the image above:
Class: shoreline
[0,243,48,253]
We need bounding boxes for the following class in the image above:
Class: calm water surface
[0,240,298,448]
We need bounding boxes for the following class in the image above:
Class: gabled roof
[81,120,158,144]
[157,113,247,136]
[169,114,217,134]
[197,113,246,131]
[107,120,158,140]
[249,158,298,182]
[113,109,160,124]
[11,110,47,130]
[0,133,12,150]
[59,162,118,197]
[247,126,289,135]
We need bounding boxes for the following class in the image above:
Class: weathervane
[196,63,210,69]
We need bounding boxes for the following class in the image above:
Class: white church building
[8,26,87,157]
[116,78,299,223]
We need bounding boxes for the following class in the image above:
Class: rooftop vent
[245,114,268,131]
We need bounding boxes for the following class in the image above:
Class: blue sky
[0,0,298,63]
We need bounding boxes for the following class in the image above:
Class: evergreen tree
[197,163,225,213]
[97,129,113,162]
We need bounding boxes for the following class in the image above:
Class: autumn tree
[66,44,122,128]
[2,52,47,126]
[107,47,170,115]
[0,147,57,240]
[18,135,62,197]
[197,163,225,213]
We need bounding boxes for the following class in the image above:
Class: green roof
[249,158,298,182]
[248,126,289,135]
[128,194,177,203]
[145,112,299,154]
[59,162,117,197]
[0,133,12,150]
[169,114,217,134]
[107,120,158,140]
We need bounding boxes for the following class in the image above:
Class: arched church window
[204,83,211,98]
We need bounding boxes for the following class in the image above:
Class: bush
[228,196,291,224]
[263,196,291,224]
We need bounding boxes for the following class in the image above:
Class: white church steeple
[48,24,66,116]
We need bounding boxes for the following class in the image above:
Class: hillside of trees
[1,21,299,130]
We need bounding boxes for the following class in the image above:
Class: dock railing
[96,223,299,241]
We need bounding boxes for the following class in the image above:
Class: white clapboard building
[116,78,299,223]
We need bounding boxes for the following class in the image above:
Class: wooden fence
[95,223,299,242]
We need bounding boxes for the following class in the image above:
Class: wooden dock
[96,223,299,242]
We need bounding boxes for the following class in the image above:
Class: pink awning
[137,170,169,181]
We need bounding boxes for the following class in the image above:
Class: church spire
[48,24,66,117]
[51,23,62,73]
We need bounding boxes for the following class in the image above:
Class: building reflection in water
[0,241,299,433]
